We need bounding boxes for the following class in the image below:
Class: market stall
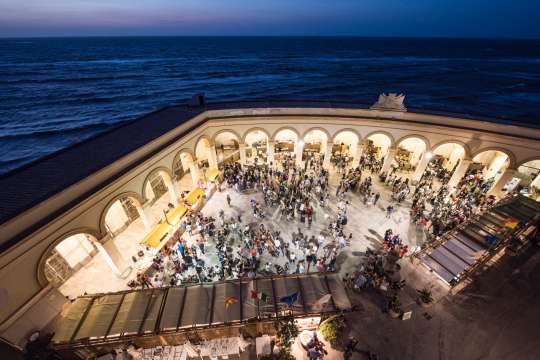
[139,204,188,249]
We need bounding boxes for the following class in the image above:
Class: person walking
[386,204,394,218]
[226,194,231,207]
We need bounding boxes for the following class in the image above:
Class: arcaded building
[2,98,540,346]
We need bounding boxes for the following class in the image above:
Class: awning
[207,168,221,181]
[185,188,204,206]
[168,204,188,226]
[140,222,169,249]
[52,273,353,347]
[140,204,187,248]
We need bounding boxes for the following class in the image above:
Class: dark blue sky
[0,0,539,38]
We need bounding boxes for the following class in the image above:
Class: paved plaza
[52,164,540,360]
[59,166,428,298]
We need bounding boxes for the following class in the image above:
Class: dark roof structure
[0,106,204,227]
[52,273,352,349]
[420,195,540,285]
[1,99,538,251]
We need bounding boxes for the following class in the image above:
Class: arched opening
[44,233,98,290]
[300,129,328,164]
[430,142,466,184]
[432,143,466,171]
[333,131,359,157]
[195,137,212,168]
[42,231,133,297]
[214,131,240,163]
[43,232,133,298]
[332,130,359,169]
[172,151,197,192]
[473,150,509,181]
[144,169,177,224]
[517,159,540,200]
[244,129,268,163]
[396,137,427,172]
[464,150,510,193]
[365,133,392,161]
[104,195,144,237]
[274,129,298,165]
[101,194,152,270]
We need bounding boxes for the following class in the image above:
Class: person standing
[386,205,394,218]
[373,192,381,205]
[226,194,231,207]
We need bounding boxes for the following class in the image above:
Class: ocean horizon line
[1,34,540,41]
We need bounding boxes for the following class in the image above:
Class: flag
[311,294,332,311]
[225,296,237,309]
[251,290,269,302]
[280,292,299,307]
[485,234,497,246]
[504,218,518,229]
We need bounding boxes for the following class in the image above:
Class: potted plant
[417,288,433,307]
[388,295,402,318]
[319,315,345,346]
[274,313,299,356]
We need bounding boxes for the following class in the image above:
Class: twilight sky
[0,0,539,38]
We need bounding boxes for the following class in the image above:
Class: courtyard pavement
[53,163,540,360]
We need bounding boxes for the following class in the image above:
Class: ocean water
[1,36,540,175]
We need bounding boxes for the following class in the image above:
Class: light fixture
[298,140,304,147]
[425,152,433,160]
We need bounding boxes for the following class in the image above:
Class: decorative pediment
[370,93,407,112]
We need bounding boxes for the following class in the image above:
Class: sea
[1,36,540,175]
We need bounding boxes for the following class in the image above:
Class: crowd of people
[127,148,502,291]
[129,155,356,289]
[373,158,499,241]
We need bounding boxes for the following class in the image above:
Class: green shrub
[274,314,299,352]
[417,288,433,304]
[319,319,340,344]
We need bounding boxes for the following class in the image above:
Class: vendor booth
[140,204,188,249]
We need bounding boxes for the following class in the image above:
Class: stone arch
[395,134,431,152]
[301,127,332,142]
[141,166,174,203]
[211,129,242,144]
[332,128,361,143]
[516,158,540,193]
[364,130,396,147]
[37,228,101,287]
[242,127,271,143]
[172,148,195,179]
[99,191,144,236]
[471,147,516,169]
[431,140,471,160]
[271,126,301,142]
[194,135,213,158]
[517,156,540,168]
